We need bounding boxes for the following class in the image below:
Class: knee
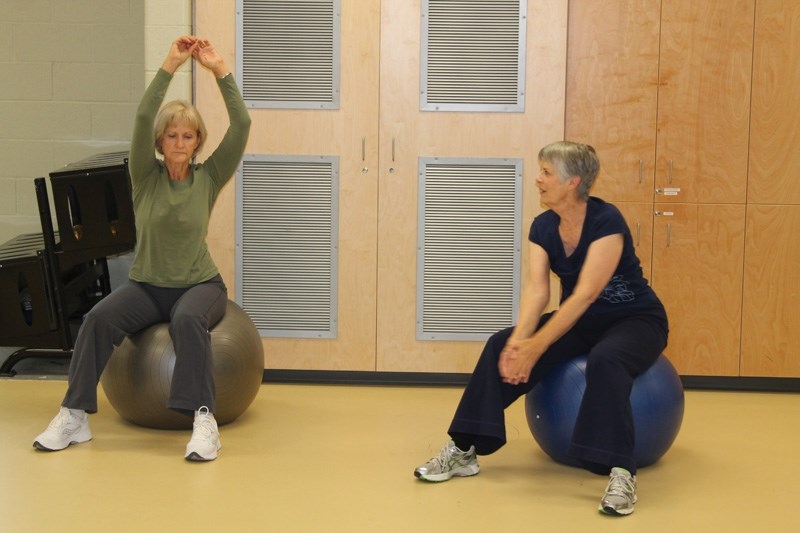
[169,311,207,335]
[487,331,504,350]
[584,352,628,381]
[82,306,114,332]
[77,307,128,347]
[487,328,513,353]
[475,329,511,368]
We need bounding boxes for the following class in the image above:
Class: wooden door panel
[651,203,745,375]
[655,0,754,204]
[749,0,800,204]
[566,0,660,203]
[741,206,800,377]
[376,0,568,372]
[196,0,381,370]
[614,202,654,281]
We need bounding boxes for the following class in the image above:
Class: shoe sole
[599,504,635,516]
[33,436,92,452]
[185,451,217,462]
[414,465,480,482]
[185,442,221,462]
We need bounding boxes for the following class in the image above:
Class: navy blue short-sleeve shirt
[529,197,663,316]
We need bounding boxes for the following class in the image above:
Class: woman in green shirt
[33,36,251,462]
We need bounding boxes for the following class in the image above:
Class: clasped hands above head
[164,35,228,78]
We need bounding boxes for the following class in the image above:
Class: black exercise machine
[0,152,135,376]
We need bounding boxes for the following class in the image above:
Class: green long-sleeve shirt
[127,69,251,287]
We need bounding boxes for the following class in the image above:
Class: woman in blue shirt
[414,141,669,516]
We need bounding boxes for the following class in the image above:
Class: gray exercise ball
[100,300,264,429]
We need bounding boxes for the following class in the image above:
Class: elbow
[573,287,603,308]
[523,290,550,316]
[239,114,252,139]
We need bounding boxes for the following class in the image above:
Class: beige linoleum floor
[1,378,798,532]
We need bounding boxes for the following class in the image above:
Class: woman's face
[536,160,570,205]
[160,120,199,166]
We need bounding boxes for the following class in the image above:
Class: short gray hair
[538,141,600,200]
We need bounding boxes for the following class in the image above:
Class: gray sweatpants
[62,275,228,416]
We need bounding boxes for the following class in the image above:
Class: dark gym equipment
[0,151,135,376]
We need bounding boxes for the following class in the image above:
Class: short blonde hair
[153,100,208,156]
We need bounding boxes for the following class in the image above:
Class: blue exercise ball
[524,354,684,469]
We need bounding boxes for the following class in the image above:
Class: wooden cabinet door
[565,0,660,203]
[376,0,568,372]
[650,203,745,375]
[197,0,568,373]
[196,0,381,370]
[741,206,800,377]
[744,1,800,378]
[749,0,800,205]
[655,0,755,204]
[614,202,654,281]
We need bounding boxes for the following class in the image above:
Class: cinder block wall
[144,1,193,111]
[0,0,193,245]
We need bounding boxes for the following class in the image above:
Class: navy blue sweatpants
[62,275,228,416]
[448,310,668,475]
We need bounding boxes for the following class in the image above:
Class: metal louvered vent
[421,0,527,112]
[237,155,339,338]
[237,0,340,109]
[417,158,522,340]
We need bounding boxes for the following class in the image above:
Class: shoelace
[48,409,73,430]
[433,444,467,471]
[425,446,451,471]
[606,473,635,498]
[193,414,216,438]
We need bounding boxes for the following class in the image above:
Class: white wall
[144,1,193,105]
[0,0,194,246]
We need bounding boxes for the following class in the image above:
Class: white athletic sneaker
[414,440,480,482]
[33,407,92,451]
[599,467,638,516]
[185,406,221,461]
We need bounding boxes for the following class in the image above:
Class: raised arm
[161,35,200,74]
[192,39,230,78]
[192,39,251,189]
[129,36,199,187]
